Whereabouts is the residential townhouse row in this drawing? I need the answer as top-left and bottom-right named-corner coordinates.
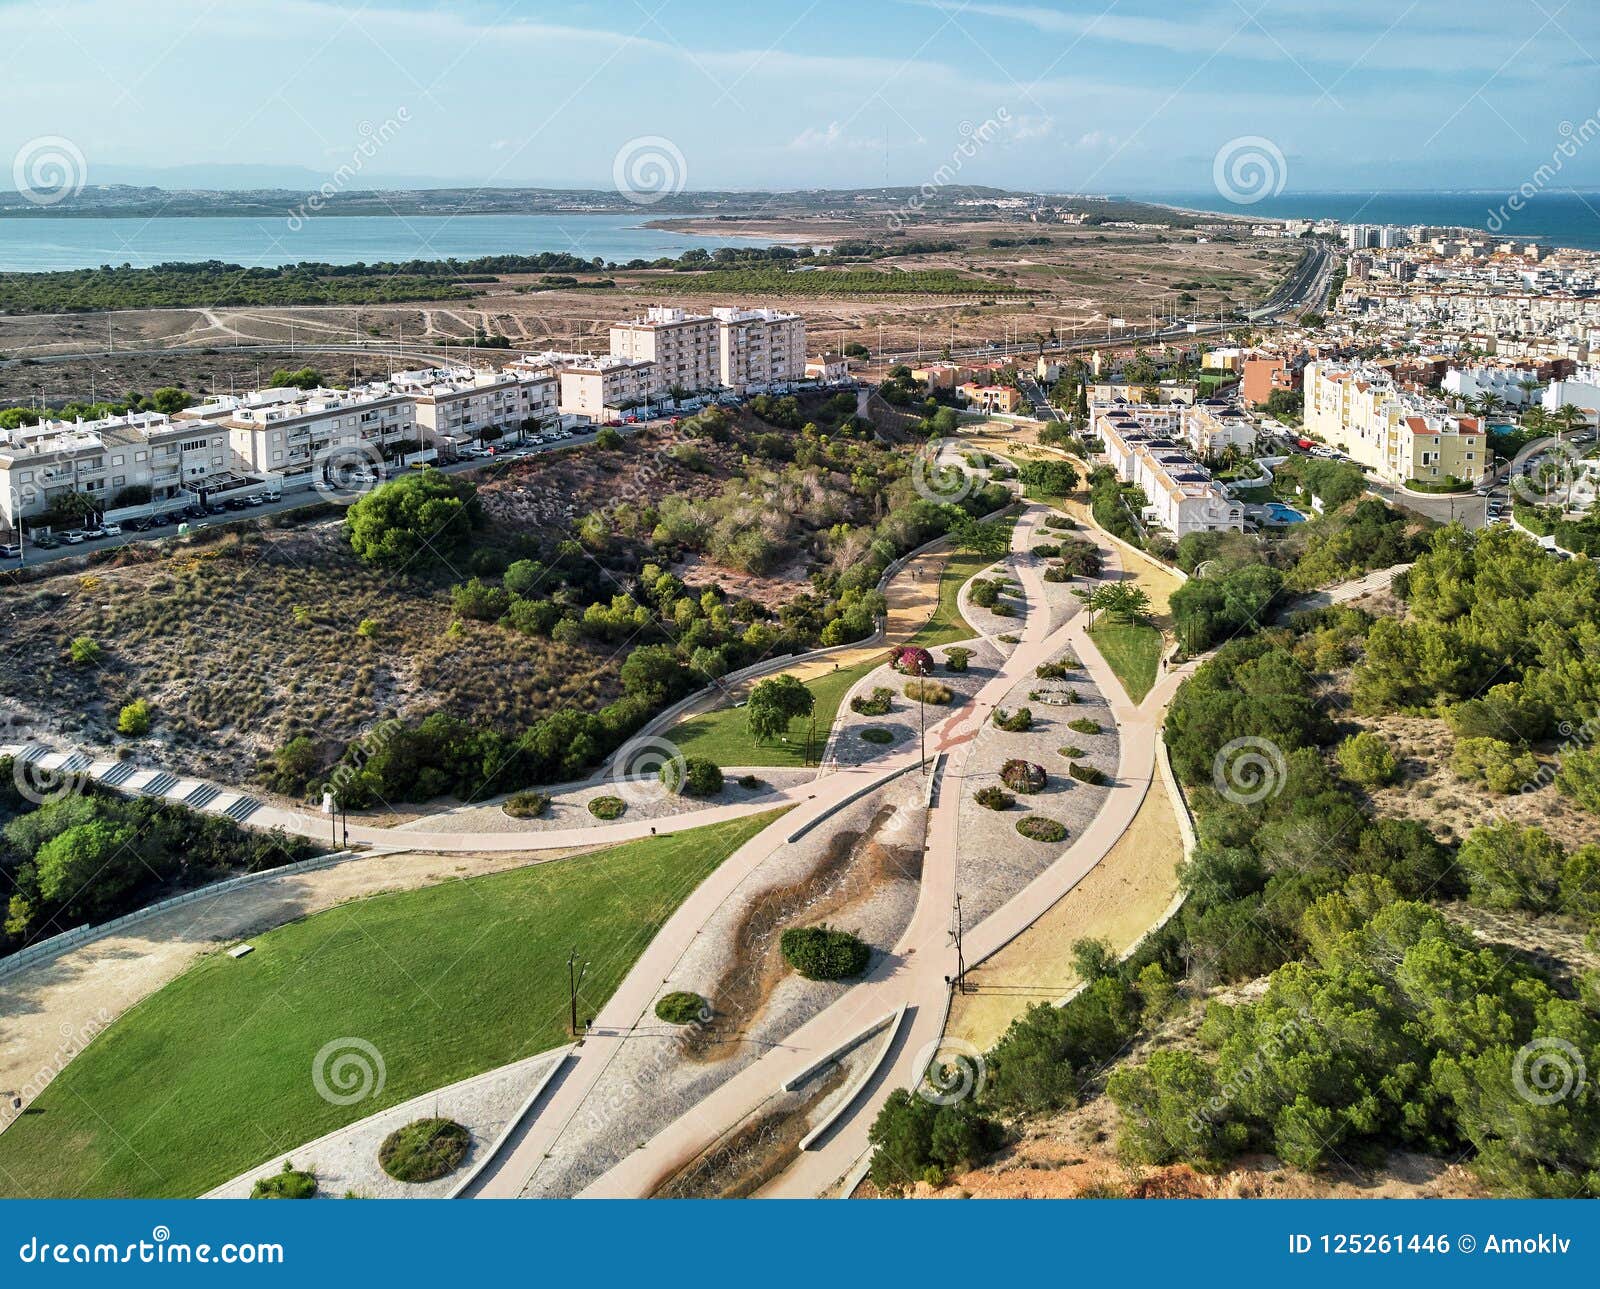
top-left (1091, 400), bottom-right (1246, 538)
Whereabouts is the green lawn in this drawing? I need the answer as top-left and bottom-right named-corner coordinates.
top-left (905, 549), bottom-right (991, 648)
top-left (1089, 620), bottom-right (1164, 703)
top-left (0, 810), bottom-right (783, 1198)
top-left (669, 657), bottom-right (880, 768)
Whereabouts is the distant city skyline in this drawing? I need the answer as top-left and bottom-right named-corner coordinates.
top-left (4, 0), bottom-right (1598, 202)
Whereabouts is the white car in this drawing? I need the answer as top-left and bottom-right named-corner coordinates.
top-left (62, 530), bottom-right (86, 544)
top-left (101, 522), bottom-right (123, 536)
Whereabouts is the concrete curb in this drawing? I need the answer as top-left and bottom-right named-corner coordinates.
top-left (449, 1047), bottom-right (574, 1199)
top-left (796, 1005), bottom-right (909, 1152)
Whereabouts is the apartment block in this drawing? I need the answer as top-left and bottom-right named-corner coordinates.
top-left (1093, 401), bottom-right (1243, 537)
top-left (1303, 361), bottom-right (1489, 485)
top-left (515, 352), bottom-right (660, 420)
top-left (712, 306), bottom-right (805, 394)
top-left (0, 411), bottom-right (231, 529)
top-left (388, 366), bottom-right (559, 450)
top-left (182, 385), bottom-right (421, 490)
top-left (608, 307), bottom-right (719, 396)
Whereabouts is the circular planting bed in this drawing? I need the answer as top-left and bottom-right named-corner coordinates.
top-left (1016, 815), bottom-right (1067, 843)
top-left (1000, 758), bottom-right (1047, 795)
top-left (860, 727), bottom-right (896, 745)
top-left (378, 1118), bottom-right (471, 1184)
top-left (655, 991), bottom-right (709, 1025)
top-left (503, 790), bottom-right (550, 819)
top-left (588, 795), bottom-right (627, 820)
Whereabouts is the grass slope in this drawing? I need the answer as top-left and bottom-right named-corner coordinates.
top-left (905, 549), bottom-right (989, 648)
top-left (669, 657), bottom-right (879, 768)
top-left (0, 810), bottom-right (783, 1199)
top-left (1089, 621), bottom-right (1164, 704)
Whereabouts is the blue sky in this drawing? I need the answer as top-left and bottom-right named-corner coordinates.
top-left (4, 0), bottom-right (1599, 195)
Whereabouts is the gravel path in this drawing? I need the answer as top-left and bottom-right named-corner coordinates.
top-left (517, 772), bottom-right (929, 1198)
top-left (825, 640), bottom-right (999, 769)
top-left (952, 641), bottom-right (1121, 925)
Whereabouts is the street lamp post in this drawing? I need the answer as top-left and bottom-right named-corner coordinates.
top-left (567, 947), bottom-right (588, 1037)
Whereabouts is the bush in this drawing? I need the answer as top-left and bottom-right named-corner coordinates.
top-left (1000, 758), bottom-right (1046, 794)
top-left (251, 1162), bottom-right (317, 1199)
top-left (1067, 717), bottom-right (1100, 736)
top-left (867, 1090), bottom-right (1002, 1196)
top-left (975, 785), bottom-right (1015, 810)
top-left (780, 924), bottom-right (871, 980)
top-left (594, 427), bottom-right (625, 450)
top-left (904, 679), bottom-right (953, 705)
top-left (993, 707), bottom-right (1033, 732)
top-left (1036, 660), bottom-right (1077, 679)
top-left (1336, 731), bottom-right (1399, 786)
top-left (860, 727), bottom-right (895, 745)
top-left (737, 774), bottom-right (763, 790)
top-left (1017, 815), bottom-right (1067, 843)
top-left (1556, 746), bottom-right (1600, 815)
top-left (1057, 744), bottom-right (1085, 759)
top-left (1068, 762), bottom-right (1110, 785)
top-left (503, 791), bottom-right (550, 819)
top-left (942, 647), bottom-right (974, 672)
top-left (969, 579), bottom-right (1001, 608)
top-left (378, 1119), bottom-right (470, 1183)
top-left (662, 756), bottom-right (723, 797)
top-left (851, 686), bottom-right (894, 716)
top-left (116, 699), bottom-right (152, 737)
top-left (1044, 513), bottom-right (1076, 530)
top-left (588, 795), bottom-right (627, 820)
top-left (346, 471), bottom-right (481, 569)
top-left (889, 645), bottom-right (936, 675)
top-left (654, 991), bottom-right (708, 1025)
top-left (1452, 737), bottom-right (1539, 794)
top-left (68, 636), bottom-right (102, 666)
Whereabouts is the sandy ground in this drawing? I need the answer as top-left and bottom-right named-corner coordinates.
top-left (947, 772), bottom-right (1185, 1052)
top-left (0, 846), bottom-right (588, 1121)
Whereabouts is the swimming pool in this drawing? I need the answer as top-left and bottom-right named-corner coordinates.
top-left (1264, 502), bottom-right (1306, 524)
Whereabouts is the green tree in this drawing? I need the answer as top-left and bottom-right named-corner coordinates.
top-left (746, 674), bottom-right (815, 743)
top-left (117, 698), bottom-right (152, 736)
top-left (346, 472), bottom-right (482, 569)
top-left (1336, 731), bottom-right (1399, 786)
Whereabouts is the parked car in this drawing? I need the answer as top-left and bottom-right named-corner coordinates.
top-left (245, 493), bottom-right (266, 505)
top-left (62, 530), bottom-right (86, 544)
top-left (101, 522), bottom-right (122, 536)
top-left (83, 525), bottom-right (107, 539)
top-left (32, 533), bottom-right (61, 549)
top-left (0, 543), bottom-right (21, 559)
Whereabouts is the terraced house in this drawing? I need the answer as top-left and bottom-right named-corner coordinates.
top-left (0, 410), bottom-right (229, 530)
top-left (1093, 400), bottom-right (1244, 537)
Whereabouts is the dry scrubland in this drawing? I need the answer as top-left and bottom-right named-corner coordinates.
top-left (0, 418), bottom-right (792, 783)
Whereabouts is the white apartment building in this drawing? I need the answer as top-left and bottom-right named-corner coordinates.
top-left (181, 385), bottom-right (421, 491)
top-left (0, 411), bottom-right (230, 529)
top-left (387, 367), bottom-right (559, 450)
top-left (1184, 399), bottom-right (1259, 458)
top-left (1303, 361), bottom-right (1489, 485)
top-left (608, 307), bottom-right (719, 396)
top-left (515, 352), bottom-right (660, 420)
top-left (1092, 401), bottom-right (1243, 537)
top-left (711, 306), bottom-right (806, 394)
top-left (1542, 368), bottom-right (1600, 423)
top-left (1442, 364), bottom-right (1542, 408)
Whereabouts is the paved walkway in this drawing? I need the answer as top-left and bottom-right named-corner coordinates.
top-left (571, 503), bottom-right (1196, 1199)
